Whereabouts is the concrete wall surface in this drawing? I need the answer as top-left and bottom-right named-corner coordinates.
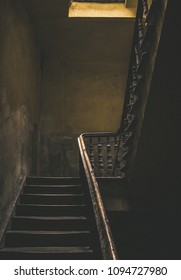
top-left (0, 0), bottom-right (40, 220)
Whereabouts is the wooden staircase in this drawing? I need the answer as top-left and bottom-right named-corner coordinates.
top-left (0, 177), bottom-right (101, 260)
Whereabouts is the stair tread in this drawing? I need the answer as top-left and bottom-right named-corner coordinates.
top-left (23, 185), bottom-right (83, 194)
top-left (17, 204), bottom-right (86, 207)
top-left (26, 177), bottom-right (81, 185)
top-left (13, 216), bottom-right (87, 220)
top-left (27, 177), bottom-right (80, 179)
top-left (0, 247), bottom-right (93, 253)
top-left (2, 176), bottom-right (100, 258)
top-left (7, 230), bottom-right (90, 234)
top-left (24, 185), bottom-right (82, 187)
top-left (21, 194), bottom-right (84, 197)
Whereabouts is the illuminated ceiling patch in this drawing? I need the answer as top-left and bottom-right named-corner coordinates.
top-left (69, 1), bottom-right (136, 18)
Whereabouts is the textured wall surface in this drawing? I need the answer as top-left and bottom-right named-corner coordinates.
top-left (39, 18), bottom-right (134, 176)
top-left (0, 0), bottom-right (40, 220)
top-left (40, 60), bottom-right (128, 176)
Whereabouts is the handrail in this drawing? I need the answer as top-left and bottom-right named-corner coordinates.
top-left (81, 132), bottom-right (119, 137)
top-left (78, 134), bottom-right (118, 259)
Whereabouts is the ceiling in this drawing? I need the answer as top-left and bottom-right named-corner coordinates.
top-left (20, 0), bottom-right (69, 19)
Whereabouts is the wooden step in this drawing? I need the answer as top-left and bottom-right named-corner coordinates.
top-left (20, 194), bottom-right (84, 205)
top-left (0, 247), bottom-right (95, 260)
top-left (5, 230), bottom-right (91, 247)
top-left (0, 176), bottom-right (100, 259)
top-left (16, 204), bottom-right (86, 216)
top-left (23, 185), bottom-right (83, 194)
top-left (11, 216), bottom-right (88, 230)
top-left (26, 177), bottom-right (80, 185)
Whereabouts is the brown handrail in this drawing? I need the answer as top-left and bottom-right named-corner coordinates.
top-left (78, 134), bottom-right (118, 260)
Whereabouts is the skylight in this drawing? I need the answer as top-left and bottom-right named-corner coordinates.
top-left (69, 0), bottom-right (137, 18)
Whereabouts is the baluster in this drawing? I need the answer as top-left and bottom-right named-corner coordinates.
top-left (121, 145), bottom-right (129, 161)
top-left (89, 137), bottom-right (95, 171)
top-left (138, 18), bottom-right (144, 47)
top-left (129, 85), bottom-right (134, 96)
top-left (142, 0), bottom-right (149, 16)
top-left (134, 75), bottom-right (143, 96)
top-left (106, 137), bottom-right (112, 177)
top-left (137, 51), bottom-right (148, 74)
top-left (132, 66), bottom-right (137, 87)
top-left (135, 47), bottom-right (140, 69)
top-left (97, 138), bottom-right (104, 177)
top-left (114, 139), bottom-right (121, 177)
top-left (123, 115), bottom-right (128, 129)
top-left (120, 159), bottom-right (127, 173)
top-left (124, 131), bottom-right (134, 146)
top-left (127, 94), bottom-right (139, 111)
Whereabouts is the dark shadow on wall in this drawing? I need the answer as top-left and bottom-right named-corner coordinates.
top-left (0, 0), bottom-right (41, 224)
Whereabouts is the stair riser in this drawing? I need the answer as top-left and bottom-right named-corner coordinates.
top-left (11, 218), bottom-right (88, 231)
top-left (0, 176), bottom-right (99, 259)
top-left (5, 233), bottom-right (91, 247)
top-left (20, 195), bottom-right (84, 205)
top-left (16, 205), bottom-right (86, 216)
top-left (0, 252), bottom-right (95, 260)
top-left (24, 186), bottom-right (83, 194)
top-left (26, 178), bottom-right (80, 185)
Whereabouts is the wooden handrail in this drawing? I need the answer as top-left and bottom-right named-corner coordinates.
top-left (78, 134), bottom-right (118, 259)
top-left (81, 131), bottom-right (119, 137)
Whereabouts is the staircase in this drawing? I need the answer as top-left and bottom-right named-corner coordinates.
top-left (0, 177), bottom-right (101, 260)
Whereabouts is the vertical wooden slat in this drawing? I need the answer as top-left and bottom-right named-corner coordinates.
top-left (89, 138), bottom-right (95, 172)
top-left (98, 138), bottom-right (104, 177)
top-left (107, 138), bottom-right (112, 177)
top-left (114, 140), bottom-right (121, 177)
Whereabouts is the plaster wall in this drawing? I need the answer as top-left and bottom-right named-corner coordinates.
top-left (40, 61), bottom-right (128, 176)
top-left (39, 18), bottom-right (134, 176)
top-left (0, 0), bottom-right (40, 220)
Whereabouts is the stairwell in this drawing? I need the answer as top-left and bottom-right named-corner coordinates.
top-left (0, 177), bottom-right (101, 260)
top-left (1, 0), bottom-right (180, 262)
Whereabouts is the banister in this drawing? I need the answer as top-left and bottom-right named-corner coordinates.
top-left (81, 131), bottom-right (119, 137)
top-left (77, 0), bottom-right (164, 259)
top-left (78, 134), bottom-right (118, 260)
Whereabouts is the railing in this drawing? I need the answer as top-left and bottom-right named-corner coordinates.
top-left (117, 0), bottom-right (159, 166)
top-left (78, 135), bottom-right (118, 259)
top-left (78, 0), bottom-right (159, 179)
top-left (78, 0), bottom-right (160, 258)
top-left (83, 132), bottom-right (128, 178)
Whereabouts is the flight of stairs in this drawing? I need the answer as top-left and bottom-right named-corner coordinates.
top-left (0, 177), bottom-right (101, 260)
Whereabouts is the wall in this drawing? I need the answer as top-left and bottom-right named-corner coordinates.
top-left (40, 60), bottom-right (128, 176)
top-left (39, 18), bottom-right (134, 176)
top-left (0, 0), bottom-right (40, 222)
